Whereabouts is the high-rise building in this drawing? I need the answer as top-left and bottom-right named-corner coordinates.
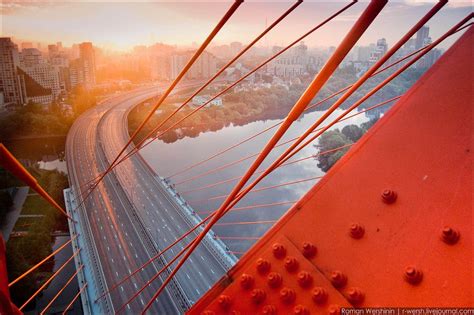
top-left (415, 26), bottom-right (430, 50)
top-left (369, 38), bottom-right (388, 63)
top-left (269, 41), bottom-right (318, 78)
top-left (0, 38), bottom-right (24, 106)
top-left (79, 42), bottom-right (96, 88)
top-left (18, 48), bottom-right (62, 104)
top-left (170, 51), bottom-right (217, 80)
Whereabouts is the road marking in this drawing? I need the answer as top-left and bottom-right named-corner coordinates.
top-left (211, 269), bottom-right (215, 274)
top-left (186, 274), bottom-right (190, 280)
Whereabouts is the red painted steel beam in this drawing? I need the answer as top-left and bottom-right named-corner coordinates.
top-left (0, 144), bottom-right (74, 221)
top-left (0, 237), bottom-right (22, 315)
top-left (141, 2), bottom-right (388, 312)
top-left (189, 26), bottom-right (474, 314)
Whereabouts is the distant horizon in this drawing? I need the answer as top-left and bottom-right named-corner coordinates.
top-left (1, 1), bottom-right (471, 53)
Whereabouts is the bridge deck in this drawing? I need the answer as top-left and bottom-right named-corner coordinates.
top-left (66, 86), bottom-right (235, 314)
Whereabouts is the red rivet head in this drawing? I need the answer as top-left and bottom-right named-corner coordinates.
top-left (267, 272), bottom-right (283, 288)
top-left (284, 256), bottom-right (299, 273)
top-left (256, 258), bottom-right (271, 274)
top-left (297, 271), bottom-right (313, 288)
top-left (251, 289), bottom-right (266, 305)
top-left (262, 305), bottom-right (277, 315)
top-left (240, 273), bottom-right (255, 290)
top-left (302, 242), bottom-right (317, 259)
top-left (272, 243), bottom-right (287, 259)
top-left (328, 304), bottom-right (341, 315)
top-left (404, 266), bottom-right (423, 285)
top-left (312, 287), bottom-right (328, 305)
top-left (381, 189), bottom-right (397, 204)
top-left (280, 287), bottom-right (296, 304)
top-left (441, 226), bottom-right (460, 245)
top-left (294, 305), bottom-right (310, 315)
top-left (217, 295), bottom-right (231, 309)
top-left (330, 270), bottom-right (347, 288)
top-left (347, 287), bottom-right (365, 305)
top-left (349, 223), bottom-right (365, 239)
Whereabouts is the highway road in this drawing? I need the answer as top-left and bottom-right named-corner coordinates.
top-left (66, 85), bottom-right (228, 314)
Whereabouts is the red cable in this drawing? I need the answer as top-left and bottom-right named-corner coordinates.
top-left (163, 36), bottom-right (433, 181)
top-left (75, 0), bottom-right (243, 211)
top-left (120, 1), bottom-right (303, 164)
top-left (189, 176), bottom-right (322, 204)
top-left (62, 283), bottom-right (88, 315)
top-left (217, 236), bottom-right (260, 240)
top-left (140, 2), bottom-right (387, 311)
top-left (198, 200), bottom-right (296, 215)
top-left (9, 234), bottom-right (78, 287)
top-left (215, 220), bottom-right (277, 226)
top-left (19, 248), bottom-right (81, 310)
top-left (109, 1), bottom-right (358, 174)
top-left (175, 95), bottom-right (400, 187)
top-left (40, 264), bottom-right (84, 315)
top-left (95, 18), bottom-right (470, 311)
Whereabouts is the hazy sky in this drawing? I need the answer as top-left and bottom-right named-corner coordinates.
top-left (0, 1), bottom-right (471, 51)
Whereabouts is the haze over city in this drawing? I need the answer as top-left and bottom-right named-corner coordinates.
top-left (1, 1), bottom-right (471, 51)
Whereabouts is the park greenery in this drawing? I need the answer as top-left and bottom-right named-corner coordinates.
top-left (315, 119), bottom-right (378, 172)
top-left (0, 87), bottom-right (97, 141)
top-left (2, 165), bottom-right (68, 308)
top-left (128, 65), bottom-right (425, 144)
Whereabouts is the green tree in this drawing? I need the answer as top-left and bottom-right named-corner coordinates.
top-left (342, 124), bottom-right (364, 142)
top-left (315, 129), bottom-right (352, 172)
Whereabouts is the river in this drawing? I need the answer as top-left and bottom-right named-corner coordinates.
top-left (141, 108), bottom-right (376, 254)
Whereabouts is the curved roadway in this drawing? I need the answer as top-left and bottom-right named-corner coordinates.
top-left (66, 86), bottom-right (227, 314)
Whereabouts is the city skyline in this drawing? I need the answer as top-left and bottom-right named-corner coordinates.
top-left (1, 1), bottom-right (471, 52)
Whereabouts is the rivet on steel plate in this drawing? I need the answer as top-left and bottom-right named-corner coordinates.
top-left (404, 266), bottom-right (423, 285)
top-left (267, 272), bottom-right (283, 288)
top-left (381, 189), bottom-right (397, 204)
top-left (272, 243), bottom-right (287, 259)
top-left (441, 226), bottom-right (460, 245)
top-left (328, 304), bottom-right (341, 315)
top-left (284, 256), bottom-right (299, 272)
top-left (349, 223), bottom-right (365, 239)
top-left (262, 305), bottom-right (277, 315)
top-left (330, 270), bottom-right (347, 288)
top-left (256, 258), bottom-right (271, 274)
top-left (312, 287), bottom-right (328, 305)
top-left (217, 295), bottom-right (231, 309)
top-left (280, 287), bottom-right (296, 304)
top-left (240, 273), bottom-right (255, 290)
top-left (297, 271), bottom-right (313, 288)
top-left (302, 242), bottom-right (317, 259)
top-left (251, 289), bottom-right (266, 305)
top-left (294, 305), bottom-right (310, 315)
top-left (347, 287), bottom-right (365, 305)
